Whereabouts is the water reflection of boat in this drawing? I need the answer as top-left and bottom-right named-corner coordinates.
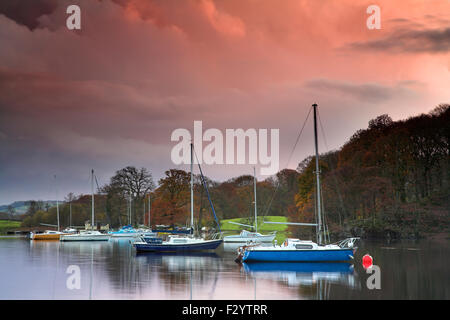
top-left (58, 240), bottom-right (112, 257)
top-left (136, 251), bottom-right (219, 259)
top-left (242, 262), bottom-right (358, 289)
top-left (136, 251), bottom-right (220, 272)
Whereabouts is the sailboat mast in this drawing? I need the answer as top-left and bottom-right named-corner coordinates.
top-left (129, 188), bottom-right (132, 225)
top-left (312, 104), bottom-right (323, 244)
top-left (190, 143), bottom-right (194, 230)
top-left (148, 194), bottom-right (151, 228)
top-left (57, 199), bottom-right (60, 231)
top-left (91, 169), bottom-right (95, 229)
top-left (253, 167), bottom-right (257, 233)
top-left (55, 175), bottom-right (60, 232)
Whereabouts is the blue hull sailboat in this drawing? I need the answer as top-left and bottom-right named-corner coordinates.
top-left (237, 104), bottom-right (358, 263)
top-left (134, 237), bottom-right (222, 252)
top-left (239, 239), bottom-right (357, 262)
top-left (134, 143), bottom-right (223, 253)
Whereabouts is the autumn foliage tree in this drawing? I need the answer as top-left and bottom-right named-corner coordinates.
top-left (151, 169), bottom-right (190, 226)
top-left (293, 105), bottom-right (450, 238)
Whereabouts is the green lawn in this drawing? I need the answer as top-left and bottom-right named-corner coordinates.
top-left (221, 216), bottom-right (290, 243)
top-left (0, 220), bottom-right (21, 234)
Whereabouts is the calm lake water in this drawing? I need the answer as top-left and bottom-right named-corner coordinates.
top-left (0, 237), bottom-right (448, 300)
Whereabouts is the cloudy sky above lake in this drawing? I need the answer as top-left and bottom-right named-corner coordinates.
top-left (0, 0), bottom-right (449, 204)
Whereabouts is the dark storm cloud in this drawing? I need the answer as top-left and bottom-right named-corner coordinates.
top-left (0, 0), bottom-right (59, 30)
top-left (0, 0), bottom-right (447, 205)
top-left (347, 27), bottom-right (450, 53)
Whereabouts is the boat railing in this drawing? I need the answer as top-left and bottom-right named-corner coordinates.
top-left (335, 237), bottom-right (360, 248)
top-left (210, 232), bottom-right (222, 240)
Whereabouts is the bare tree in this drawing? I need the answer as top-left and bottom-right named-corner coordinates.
top-left (110, 166), bottom-right (155, 198)
top-left (104, 167), bottom-right (155, 225)
top-left (7, 205), bottom-right (15, 220)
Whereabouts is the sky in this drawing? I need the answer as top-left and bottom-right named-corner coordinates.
top-left (0, 0), bottom-right (449, 205)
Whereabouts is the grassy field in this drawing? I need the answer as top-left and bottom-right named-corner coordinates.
top-left (0, 220), bottom-right (21, 234)
top-left (221, 216), bottom-right (290, 243)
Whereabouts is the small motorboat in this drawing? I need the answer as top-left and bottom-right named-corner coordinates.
top-left (134, 234), bottom-right (223, 252)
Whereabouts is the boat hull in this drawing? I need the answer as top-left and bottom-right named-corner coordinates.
top-left (31, 233), bottom-right (66, 240)
top-left (109, 233), bottom-right (140, 238)
top-left (60, 234), bottom-right (110, 241)
top-left (242, 262), bottom-right (354, 273)
top-left (242, 248), bottom-right (355, 262)
top-left (134, 239), bottom-right (223, 252)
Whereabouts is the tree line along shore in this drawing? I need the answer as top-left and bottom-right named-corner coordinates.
top-left (2, 105), bottom-right (449, 240)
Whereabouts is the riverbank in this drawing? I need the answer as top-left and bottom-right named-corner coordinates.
top-left (0, 220), bottom-right (21, 235)
top-left (221, 216), bottom-right (289, 243)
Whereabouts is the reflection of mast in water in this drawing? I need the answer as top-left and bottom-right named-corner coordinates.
top-left (189, 265), bottom-right (192, 300)
top-left (89, 245), bottom-right (93, 300)
top-left (207, 271), bottom-right (219, 300)
top-left (52, 241), bottom-right (60, 299)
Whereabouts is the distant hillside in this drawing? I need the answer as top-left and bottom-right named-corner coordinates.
top-left (0, 201), bottom-right (58, 215)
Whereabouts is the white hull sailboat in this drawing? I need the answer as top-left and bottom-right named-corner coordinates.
top-left (223, 230), bottom-right (276, 243)
top-left (60, 169), bottom-right (110, 242)
top-left (61, 230), bottom-right (110, 241)
top-left (224, 167), bottom-right (276, 243)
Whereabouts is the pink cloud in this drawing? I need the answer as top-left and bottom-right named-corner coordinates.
top-left (0, 0), bottom-right (448, 203)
